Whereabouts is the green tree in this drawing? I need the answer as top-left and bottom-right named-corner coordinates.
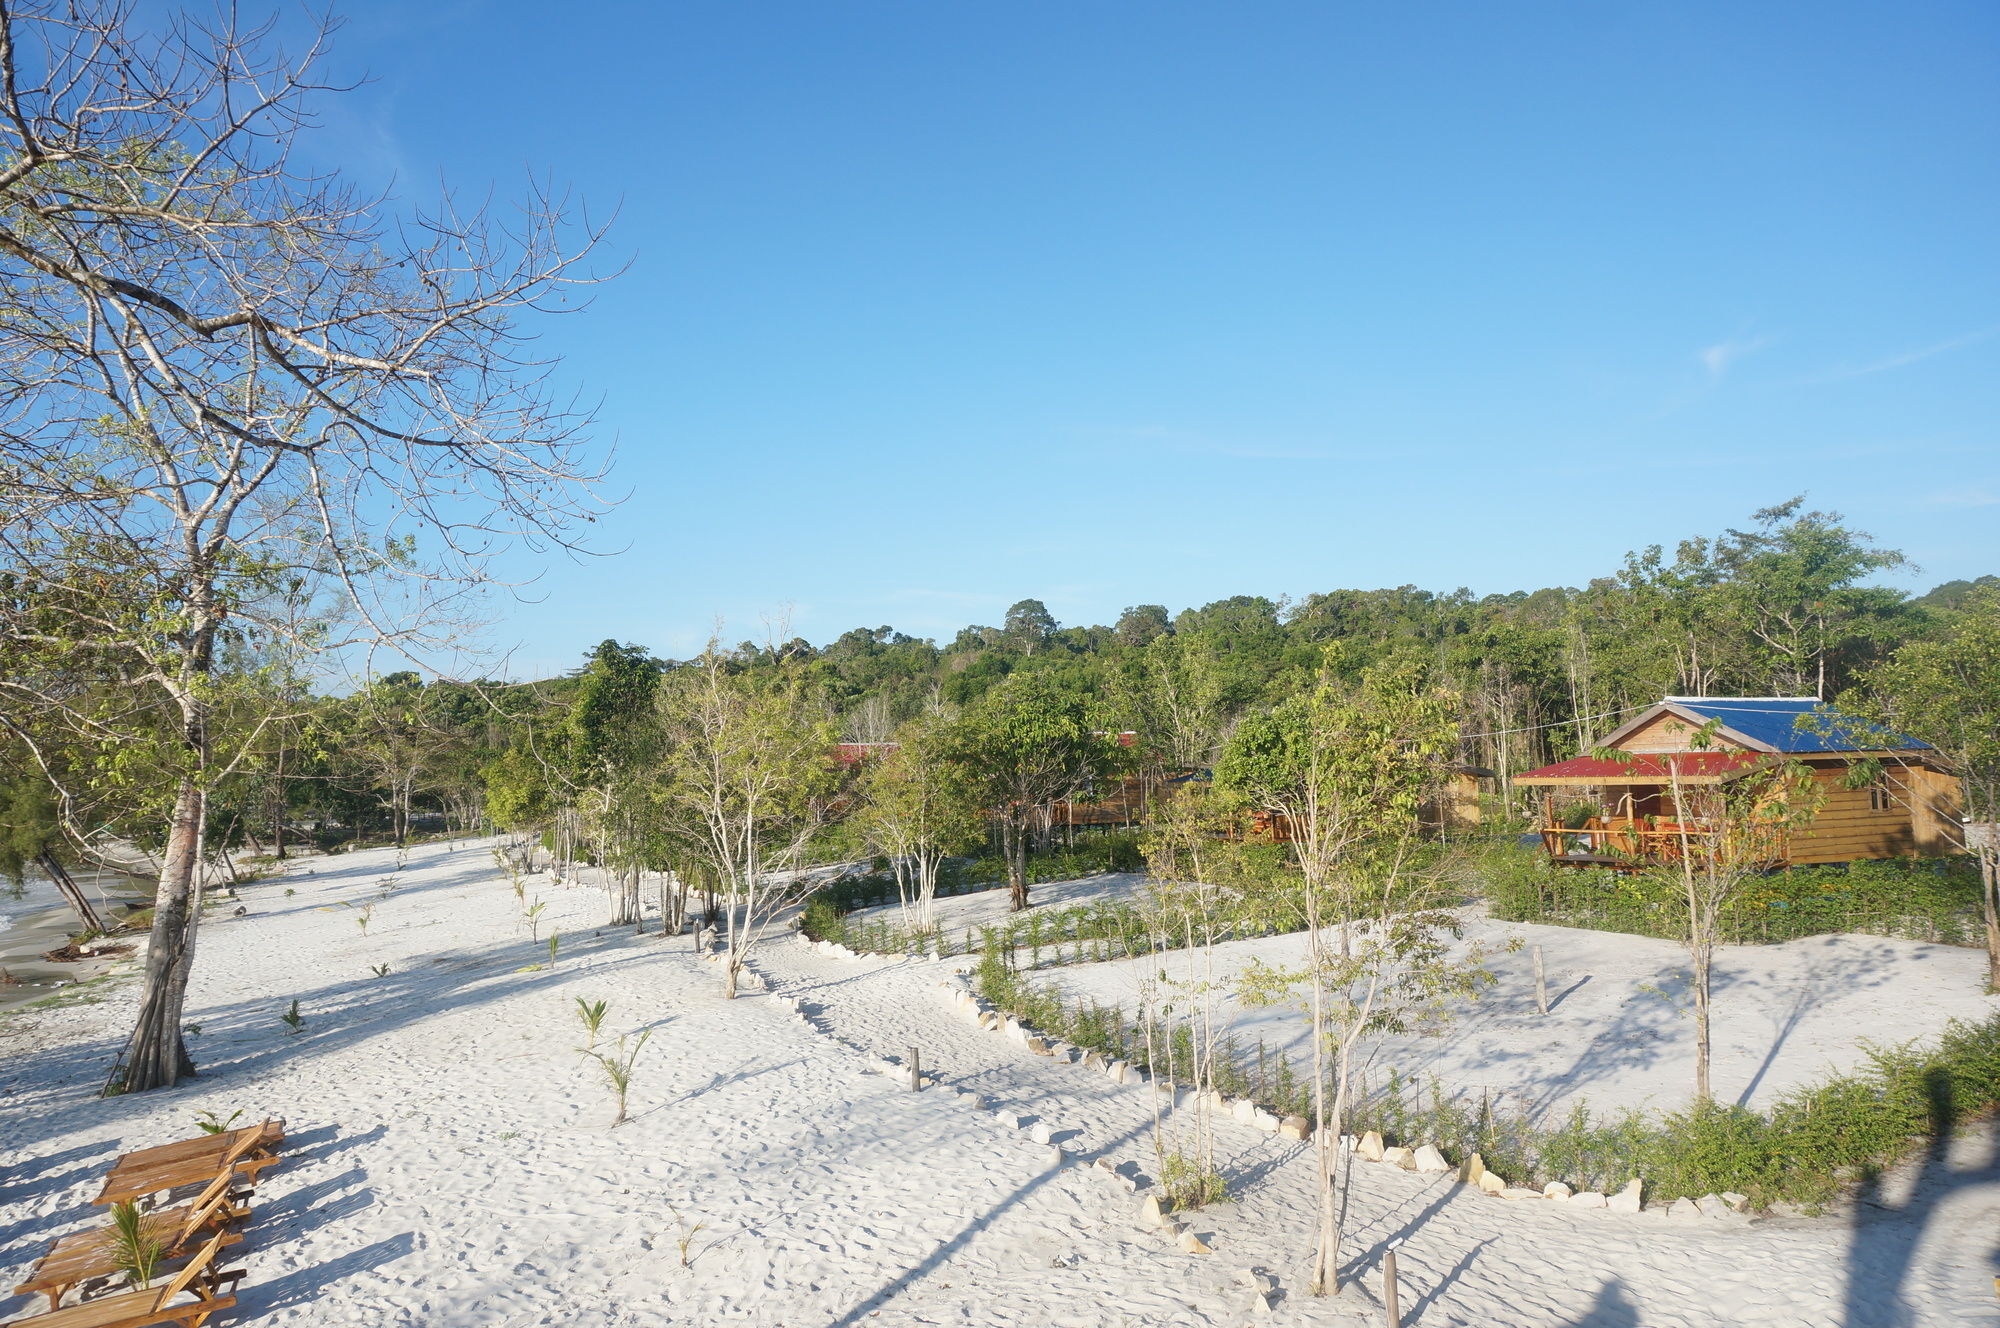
top-left (1858, 588), bottom-right (2000, 988)
top-left (655, 648), bottom-right (837, 996)
top-left (1113, 604), bottom-right (1172, 647)
top-left (568, 641), bottom-right (663, 925)
top-left (1216, 657), bottom-right (1469, 1298)
top-left (853, 715), bottom-right (983, 931)
top-left (943, 674), bottom-right (1114, 911)
top-left (1002, 599), bottom-right (1059, 656)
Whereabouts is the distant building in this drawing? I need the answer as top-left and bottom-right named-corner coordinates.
top-left (1513, 697), bottom-right (1962, 867)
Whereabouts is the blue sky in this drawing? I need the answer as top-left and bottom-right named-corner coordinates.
top-left (315, 1), bottom-right (1998, 675)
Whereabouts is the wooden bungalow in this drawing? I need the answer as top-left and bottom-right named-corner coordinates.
top-left (1514, 697), bottom-right (1962, 868)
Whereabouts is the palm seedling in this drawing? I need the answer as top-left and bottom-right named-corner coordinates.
top-left (574, 997), bottom-right (610, 1049)
top-left (279, 999), bottom-right (305, 1034)
top-left (588, 1028), bottom-right (653, 1126)
top-left (106, 1203), bottom-right (161, 1288)
top-left (193, 1108), bottom-right (244, 1135)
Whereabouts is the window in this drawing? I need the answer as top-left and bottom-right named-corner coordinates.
top-left (1868, 780), bottom-right (1894, 813)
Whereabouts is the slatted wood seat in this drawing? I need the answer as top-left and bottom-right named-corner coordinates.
top-left (17, 1148), bottom-right (254, 1312)
top-left (105, 1121), bottom-right (282, 1178)
top-left (1, 1231), bottom-right (240, 1328)
top-left (92, 1126), bottom-right (279, 1209)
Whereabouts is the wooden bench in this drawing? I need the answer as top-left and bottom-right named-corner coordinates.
top-left (92, 1126), bottom-right (280, 1209)
top-left (1, 1230), bottom-right (241, 1328)
top-left (17, 1148), bottom-right (255, 1313)
top-left (103, 1122), bottom-right (282, 1179)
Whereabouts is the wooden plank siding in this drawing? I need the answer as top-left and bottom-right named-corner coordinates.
top-left (1618, 713), bottom-right (1713, 753)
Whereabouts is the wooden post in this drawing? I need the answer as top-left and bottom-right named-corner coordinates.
top-left (1383, 1241), bottom-right (1403, 1328)
top-left (909, 1045), bottom-right (922, 1092)
top-left (1533, 945), bottom-right (1549, 1015)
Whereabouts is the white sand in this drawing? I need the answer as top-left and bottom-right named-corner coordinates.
top-left (1043, 902), bottom-right (2000, 1120)
top-left (2, 844), bottom-right (1995, 1325)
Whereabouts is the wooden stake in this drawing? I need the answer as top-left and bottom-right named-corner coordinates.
top-left (910, 1045), bottom-right (922, 1091)
top-left (1533, 944), bottom-right (1549, 1016)
top-left (1383, 1242), bottom-right (1403, 1328)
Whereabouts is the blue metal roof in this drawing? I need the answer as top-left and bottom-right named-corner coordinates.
top-left (1664, 697), bottom-right (1930, 753)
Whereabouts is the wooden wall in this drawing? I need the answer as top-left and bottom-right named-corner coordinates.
top-left (1784, 764), bottom-right (1952, 868)
top-left (1619, 712), bottom-right (1737, 753)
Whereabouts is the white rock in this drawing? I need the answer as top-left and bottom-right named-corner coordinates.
top-left (1252, 1109), bottom-right (1282, 1132)
top-left (1412, 1145), bottom-right (1452, 1173)
top-left (1668, 1197), bottom-right (1702, 1220)
top-left (1720, 1191), bottom-right (1749, 1212)
top-left (1139, 1195), bottom-right (1169, 1227)
top-left (1356, 1131), bottom-right (1386, 1162)
top-left (1569, 1191), bottom-right (1608, 1209)
top-left (1177, 1228), bottom-right (1212, 1254)
top-left (1106, 1059), bottom-right (1129, 1081)
top-left (1029, 1122), bottom-right (1054, 1145)
top-left (1476, 1171), bottom-right (1507, 1196)
top-left (1543, 1182), bottom-right (1574, 1200)
top-left (1696, 1194), bottom-right (1736, 1219)
top-left (1231, 1098), bottom-right (1260, 1124)
top-left (1278, 1115), bottom-right (1312, 1141)
top-left (1381, 1146), bottom-right (1416, 1170)
top-left (1607, 1178), bottom-right (1644, 1214)
top-left (1045, 1147), bottom-right (1065, 1168)
top-left (1500, 1186), bottom-right (1543, 1200)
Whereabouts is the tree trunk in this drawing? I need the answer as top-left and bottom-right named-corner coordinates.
top-left (118, 775), bottom-right (206, 1092)
top-left (38, 852), bottom-right (105, 934)
top-left (1981, 848), bottom-right (1999, 993)
top-left (270, 748), bottom-right (287, 859)
top-left (1692, 932), bottom-right (1712, 1101)
top-left (1005, 815), bottom-right (1029, 912)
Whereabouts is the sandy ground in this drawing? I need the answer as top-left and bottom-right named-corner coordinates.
top-left (2, 844), bottom-right (1995, 1326)
top-left (1046, 906), bottom-right (2000, 1119)
top-left (864, 871), bottom-right (2000, 1118)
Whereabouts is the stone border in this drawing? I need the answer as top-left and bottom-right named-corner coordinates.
top-left (943, 973), bottom-right (1752, 1224)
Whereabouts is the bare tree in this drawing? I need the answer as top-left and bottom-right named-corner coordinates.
top-left (0, 2), bottom-right (610, 1091)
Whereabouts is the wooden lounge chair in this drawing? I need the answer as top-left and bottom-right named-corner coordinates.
top-left (107, 1121), bottom-right (282, 1178)
top-left (0, 1230), bottom-right (241, 1328)
top-left (17, 1156), bottom-right (252, 1312)
top-left (92, 1129), bottom-right (277, 1210)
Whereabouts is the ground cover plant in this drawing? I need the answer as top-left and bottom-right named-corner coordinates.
top-left (1483, 847), bottom-right (1988, 947)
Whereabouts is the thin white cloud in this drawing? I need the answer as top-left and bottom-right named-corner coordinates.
top-left (1810, 325), bottom-right (2000, 383)
top-left (1698, 335), bottom-right (1774, 378)
top-left (1924, 488), bottom-right (1998, 509)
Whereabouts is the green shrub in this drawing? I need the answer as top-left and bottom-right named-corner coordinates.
top-left (1481, 844), bottom-right (1984, 946)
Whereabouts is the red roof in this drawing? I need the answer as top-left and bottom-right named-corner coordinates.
top-left (1514, 752), bottom-right (1767, 784)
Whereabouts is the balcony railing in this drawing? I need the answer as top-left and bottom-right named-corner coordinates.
top-left (1539, 818), bottom-right (1720, 866)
